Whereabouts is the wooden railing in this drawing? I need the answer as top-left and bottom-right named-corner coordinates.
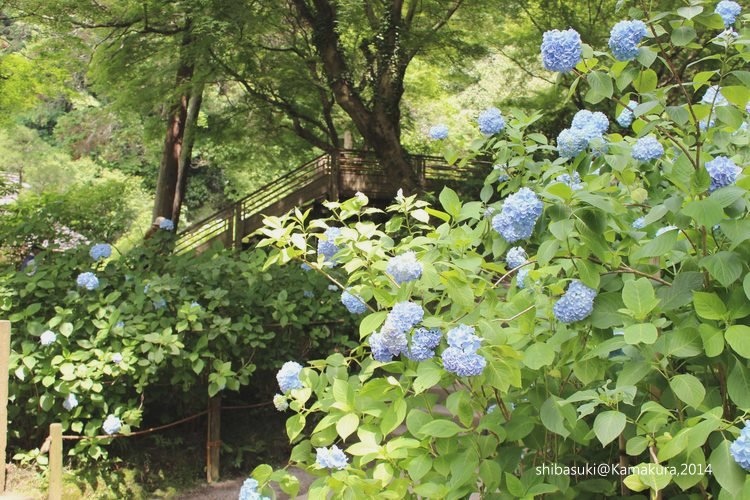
top-left (175, 150), bottom-right (486, 253)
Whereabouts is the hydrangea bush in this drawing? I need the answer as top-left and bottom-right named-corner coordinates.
top-left (248, 1), bottom-right (750, 498)
top-left (0, 234), bottom-right (357, 463)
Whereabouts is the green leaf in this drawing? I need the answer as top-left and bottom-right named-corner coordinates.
top-left (336, 413), bottom-right (359, 441)
top-left (683, 199), bottom-right (724, 227)
top-left (632, 231), bottom-right (678, 260)
top-left (700, 252), bottom-right (743, 287)
top-left (669, 374), bottom-right (705, 408)
top-left (721, 85), bottom-right (750, 107)
top-left (709, 440), bottom-right (746, 497)
top-left (658, 272), bottom-right (703, 311)
top-left (439, 187), bottom-right (461, 220)
top-left (380, 398), bottom-right (406, 436)
top-left (693, 291), bottom-right (727, 320)
top-left (413, 359), bottom-right (442, 395)
top-left (593, 411), bottom-right (626, 446)
top-left (677, 5), bottom-right (703, 18)
top-left (522, 343), bottom-right (555, 369)
top-left (586, 71), bottom-right (613, 103)
top-left (286, 414), bottom-right (306, 441)
top-left (622, 278), bottom-right (659, 320)
top-left (744, 273), bottom-right (750, 301)
top-left (359, 311), bottom-right (386, 339)
top-left (418, 419), bottom-right (463, 439)
top-left (725, 325), bottom-right (750, 359)
top-left (624, 323), bottom-right (658, 345)
top-left (407, 454), bottom-right (432, 482)
top-left (671, 26), bottom-right (697, 46)
top-left (728, 361), bottom-right (750, 409)
top-left (633, 69), bottom-right (657, 93)
top-left (540, 397), bottom-right (571, 438)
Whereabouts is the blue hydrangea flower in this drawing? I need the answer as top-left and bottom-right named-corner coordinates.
top-left (238, 478), bottom-right (270, 500)
top-left (491, 188), bottom-right (544, 243)
top-left (327, 284), bottom-right (338, 291)
top-left (441, 347), bottom-right (487, 376)
top-left (699, 118), bottom-right (716, 131)
top-left (429, 124), bottom-right (449, 140)
top-left (557, 128), bottom-right (589, 158)
top-left (300, 263), bottom-right (312, 271)
top-left (303, 290), bottom-right (314, 298)
top-left (617, 100), bottom-right (638, 128)
top-left (112, 353), bottom-right (123, 364)
top-left (632, 217), bottom-right (646, 229)
top-left (40, 330), bottom-right (56, 346)
top-left (608, 20), bottom-right (648, 61)
top-left (369, 331), bottom-right (398, 362)
top-left (716, 1), bottom-right (741, 27)
top-left (89, 243), bottom-right (112, 261)
top-left (541, 29), bottom-right (582, 73)
top-left (478, 107), bottom-right (506, 136)
top-left (102, 414), bottom-right (121, 435)
top-left (386, 251), bottom-right (423, 284)
top-left (701, 85), bottom-right (729, 107)
top-left (341, 290), bottom-right (367, 314)
top-left (655, 225), bottom-right (678, 237)
top-left (483, 206), bottom-right (496, 219)
top-left (384, 302), bottom-right (424, 334)
top-left (705, 156), bottom-right (742, 192)
top-left (153, 298), bottom-right (167, 310)
top-left (317, 227), bottom-right (342, 264)
top-left (506, 246), bottom-right (527, 269)
top-left (517, 268), bottom-right (530, 289)
top-left (159, 218), bottom-right (175, 231)
top-left (115, 321), bottom-right (124, 329)
top-left (272, 394), bottom-right (288, 412)
top-left (730, 421), bottom-right (750, 471)
top-left (571, 110), bottom-right (609, 140)
top-left (316, 445), bottom-right (348, 470)
top-left (553, 280), bottom-right (597, 323)
top-left (631, 135), bottom-right (664, 161)
top-left (405, 328), bottom-right (442, 362)
top-left (76, 272), bottom-right (100, 291)
top-left (447, 324), bottom-right (482, 352)
top-left (276, 361), bottom-right (304, 393)
top-left (62, 393), bottom-right (78, 411)
top-left (555, 172), bottom-right (584, 190)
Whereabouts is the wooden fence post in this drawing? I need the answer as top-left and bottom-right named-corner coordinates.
top-left (0, 321), bottom-right (10, 493)
top-left (206, 395), bottom-right (221, 483)
top-left (48, 423), bottom-right (62, 500)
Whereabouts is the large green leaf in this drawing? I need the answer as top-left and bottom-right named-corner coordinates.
top-left (669, 374), bottom-right (705, 408)
top-left (726, 325), bottom-right (750, 359)
top-left (593, 411), bottom-right (626, 446)
top-left (622, 278), bottom-right (659, 320)
top-left (709, 440), bottom-right (746, 497)
top-left (700, 252), bottom-right (743, 287)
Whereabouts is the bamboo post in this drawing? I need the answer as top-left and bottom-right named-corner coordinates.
top-left (206, 395), bottom-right (221, 483)
top-left (0, 321), bottom-right (9, 493)
top-left (48, 423), bottom-right (62, 500)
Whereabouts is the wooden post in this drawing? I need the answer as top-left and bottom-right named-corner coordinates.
top-left (206, 395), bottom-right (221, 483)
top-left (233, 204), bottom-right (243, 251)
top-left (48, 423), bottom-right (62, 500)
top-left (0, 321), bottom-right (9, 493)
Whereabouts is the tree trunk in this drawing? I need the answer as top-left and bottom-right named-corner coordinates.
top-left (172, 80), bottom-right (204, 229)
top-left (152, 24), bottom-right (195, 229)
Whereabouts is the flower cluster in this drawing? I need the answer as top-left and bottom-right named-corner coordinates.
top-left (617, 100), bottom-right (638, 128)
top-left (716, 1), bottom-right (741, 27)
top-left (370, 302), bottom-right (425, 361)
top-left (76, 272), bottom-right (100, 291)
top-left (239, 478), bottom-right (270, 500)
top-left (441, 325), bottom-right (486, 377)
top-left (404, 328), bottom-right (442, 362)
top-left (541, 29), bottom-right (582, 73)
top-left (730, 421), bottom-right (750, 471)
top-left (317, 227), bottom-right (341, 264)
top-left (63, 394), bottom-right (78, 411)
top-left (631, 135), bottom-right (664, 161)
top-left (477, 107), bottom-right (506, 136)
top-left (276, 361), bottom-right (304, 393)
top-left (159, 218), bottom-right (175, 231)
top-left (102, 414), bottom-right (121, 435)
top-left (272, 394), bottom-right (289, 412)
top-left (632, 217), bottom-right (646, 229)
top-left (608, 20), bottom-right (648, 61)
top-left (429, 124), bottom-right (449, 140)
top-left (89, 243), bottom-right (112, 261)
top-left (705, 156), bottom-right (742, 192)
top-left (553, 281), bottom-right (597, 323)
top-left (555, 172), bottom-right (583, 190)
top-left (40, 330), bottom-right (56, 346)
top-left (112, 353), bottom-right (123, 364)
top-left (491, 188), bottom-right (543, 243)
top-left (506, 246), bottom-right (529, 288)
top-left (701, 85), bottom-right (729, 107)
top-left (341, 290), bottom-right (367, 314)
top-left (386, 251), bottom-right (423, 284)
top-left (316, 445), bottom-right (348, 470)
top-left (557, 110), bottom-right (609, 158)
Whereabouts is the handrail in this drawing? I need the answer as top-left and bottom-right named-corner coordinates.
top-left (175, 150), bottom-right (485, 253)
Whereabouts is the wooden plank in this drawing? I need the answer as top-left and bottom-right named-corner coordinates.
top-left (0, 321), bottom-right (9, 492)
top-left (48, 423), bottom-right (62, 500)
top-left (206, 395), bottom-right (221, 483)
